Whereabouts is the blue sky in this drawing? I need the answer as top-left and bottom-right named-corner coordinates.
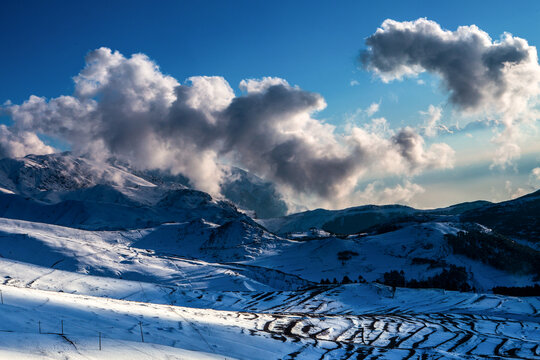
top-left (1, 0), bottom-right (539, 209)
top-left (2, 1), bottom-right (540, 113)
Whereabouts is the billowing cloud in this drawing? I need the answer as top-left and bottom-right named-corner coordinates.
top-left (361, 18), bottom-right (539, 111)
top-left (346, 180), bottom-right (425, 208)
top-left (361, 18), bottom-right (540, 167)
top-left (0, 125), bottom-right (54, 159)
top-left (391, 127), bottom-right (454, 172)
top-left (4, 47), bottom-right (454, 206)
top-left (286, 179), bottom-right (426, 211)
top-left (375, 180), bottom-right (425, 205)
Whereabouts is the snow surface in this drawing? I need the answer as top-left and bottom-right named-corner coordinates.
top-left (0, 218), bottom-right (537, 359)
top-left (0, 153), bottom-right (537, 359)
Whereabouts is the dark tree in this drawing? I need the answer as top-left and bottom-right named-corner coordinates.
top-left (493, 284), bottom-right (540, 296)
top-left (382, 270), bottom-right (405, 288)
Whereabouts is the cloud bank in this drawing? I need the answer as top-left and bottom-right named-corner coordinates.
top-left (2, 47), bottom-right (453, 207)
top-left (361, 18), bottom-right (540, 168)
top-left (0, 125), bottom-right (54, 159)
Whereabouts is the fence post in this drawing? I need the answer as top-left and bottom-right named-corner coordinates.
top-left (139, 321), bottom-right (144, 342)
top-left (99, 332), bottom-right (101, 350)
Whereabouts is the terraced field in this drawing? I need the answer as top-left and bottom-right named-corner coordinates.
top-left (1, 277), bottom-right (539, 359)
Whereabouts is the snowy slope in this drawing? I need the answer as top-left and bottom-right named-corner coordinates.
top-left (0, 153), bottom-right (155, 198)
top-left (0, 153), bottom-right (288, 220)
top-left (0, 208), bottom-right (535, 294)
top-left (0, 188), bottom-right (251, 230)
top-left (250, 221), bottom-right (537, 291)
top-left (0, 153), bottom-right (286, 233)
top-left (0, 281), bottom-right (538, 359)
top-left (461, 189), bottom-right (540, 242)
top-left (0, 152), bottom-right (537, 359)
top-left (0, 218), bottom-right (307, 292)
top-left (0, 221), bottom-right (537, 359)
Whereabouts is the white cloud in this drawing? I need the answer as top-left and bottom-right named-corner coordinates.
top-left (362, 18), bottom-right (540, 168)
top-left (362, 117), bottom-right (390, 136)
top-left (239, 77), bottom-right (289, 93)
top-left (490, 142), bottom-right (521, 170)
top-left (505, 180), bottom-right (528, 199)
top-left (529, 167), bottom-right (540, 189)
top-left (3, 47), bottom-right (454, 207)
top-left (421, 105), bottom-right (443, 137)
top-left (0, 125), bottom-right (54, 159)
top-left (365, 102), bottom-right (380, 117)
top-left (532, 167), bottom-right (540, 180)
top-left (420, 105), bottom-right (453, 137)
top-left (290, 179), bottom-right (426, 210)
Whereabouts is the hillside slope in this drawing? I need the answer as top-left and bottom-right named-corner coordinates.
top-left (0, 152), bottom-right (538, 359)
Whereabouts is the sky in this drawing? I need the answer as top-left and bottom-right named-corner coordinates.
top-left (1, 0), bottom-right (539, 210)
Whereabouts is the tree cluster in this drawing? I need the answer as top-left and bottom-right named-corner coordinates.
top-left (381, 265), bottom-right (471, 292)
top-left (492, 284), bottom-right (540, 297)
top-left (320, 274), bottom-right (366, 285)
top-left (445, 230), bottom-right (540, 279)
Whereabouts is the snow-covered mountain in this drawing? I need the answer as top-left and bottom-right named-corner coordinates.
top-left (0, 151), bottom-right (537, 290)
top-left (220, 166), bottom-right (288, 219)
top-left (460, 189), bottom-right (540, 242)
top-left (0, 153), bottom-right (155, 197)
top-left (0, 152), bottom-right (537, 359)
top-left (0, 153), bottom-right (274, 230)
top-left (260, 190), bottom-right (539, 242)
top-left (0, 152), bottom-right (287, 217)
top-left (259, 204), bottom-right (417, 235)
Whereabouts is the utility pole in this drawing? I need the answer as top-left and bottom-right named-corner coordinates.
top-left (99, 332), bottom-right (102, 350)
top-left (61, 320), bottom-right (64, 335)
top-left (139, 321), bottom-right (144, 342)
top-left (38, 321), bottom-right (41, 334)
